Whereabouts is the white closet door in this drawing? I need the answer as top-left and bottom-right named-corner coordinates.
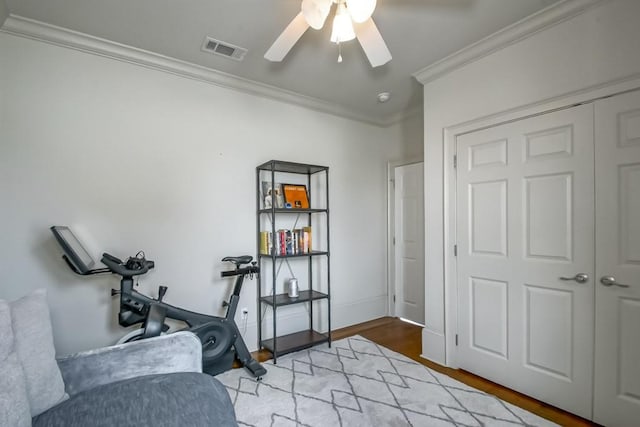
top-left (456, 104), bottom-right (594, 418)
top-left (594, 90), bottom-right (640, 426)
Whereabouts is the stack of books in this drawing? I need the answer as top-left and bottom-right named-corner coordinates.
top-left (260, 227), bottom-right (312, 255)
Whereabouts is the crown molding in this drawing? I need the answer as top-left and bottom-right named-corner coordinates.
top-left (413, 0), bottom-right (606, 85)
top-left (1, 14), bottom-right (391, 127)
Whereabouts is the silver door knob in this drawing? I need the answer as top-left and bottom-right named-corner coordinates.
top-left (600, 276), bottom-right (630, 288)
top-left (559, 273), bottom-right (589, 283)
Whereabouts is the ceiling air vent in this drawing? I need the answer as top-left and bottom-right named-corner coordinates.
top-left (201, 37), bottom-right (247, 61)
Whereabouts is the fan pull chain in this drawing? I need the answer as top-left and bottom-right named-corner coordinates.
top-left (337, 42), bottom-right (343, 63)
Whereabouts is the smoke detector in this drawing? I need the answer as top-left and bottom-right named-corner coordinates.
top-left (201, 37), bottom-right (247, 61)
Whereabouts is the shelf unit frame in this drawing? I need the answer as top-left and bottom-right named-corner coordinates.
top-left (255, 160), bottom-right (331, 363)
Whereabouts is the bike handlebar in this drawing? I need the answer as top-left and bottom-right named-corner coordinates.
top-left (100, 250), bottom-right (255, 279)
top-left (103, 252), bottom-right (123, 265)
top-left (221, 265), bottom-right (259, 277)
top-left (101, 252), bottom-right (154, 277)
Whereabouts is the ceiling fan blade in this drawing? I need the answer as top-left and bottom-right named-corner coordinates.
top-left (301, 0), bottom-right (332, 30)
top-left (347, 0), bottom-right (377, 24)
top-left (264, 12), bottom-right (310, 62)
top-left (355, 17), bottom-right (391, 67)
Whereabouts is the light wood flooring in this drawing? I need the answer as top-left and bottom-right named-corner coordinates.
top-left (254, 317), bottom-right (599, 427)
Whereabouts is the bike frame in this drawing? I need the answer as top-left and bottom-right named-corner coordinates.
top-left (117, 266), bottom-right (255, 329)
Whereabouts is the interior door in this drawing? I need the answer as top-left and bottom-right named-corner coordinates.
top-left (456, 104), bottom-right (595, 418)
top-left (594, 90), bottom-right (640, 426)
top-left (394, 162), bottom-right (425, 324)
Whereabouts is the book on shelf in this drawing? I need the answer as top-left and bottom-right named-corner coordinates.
top-left (260, 227), bottom-right (312, 255)
top-left (303, 226), bottom-right (311, 252)
top-left (259, 231), bottom-right (271, 255)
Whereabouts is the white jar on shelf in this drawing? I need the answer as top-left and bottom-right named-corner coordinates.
top-left (287, 278), bottom-right (299, 298)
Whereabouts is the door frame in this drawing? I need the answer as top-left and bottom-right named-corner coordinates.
top-left (387, 157), bottom-right (424, 318)
top-left (442, 78), bottom-right (640, 368)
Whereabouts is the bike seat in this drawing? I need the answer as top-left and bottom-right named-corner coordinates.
top-left (222, 255), bottom-right (253, 266)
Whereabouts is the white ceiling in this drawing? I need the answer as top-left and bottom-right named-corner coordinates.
top-left (3, 0), bottom-right (558, 124)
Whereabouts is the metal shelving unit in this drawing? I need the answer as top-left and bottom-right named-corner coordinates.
top-left (255, 160), bottom-right (331, 363)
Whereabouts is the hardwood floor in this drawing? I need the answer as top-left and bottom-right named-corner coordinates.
top-left (253, 317), bottom-right (599, 426)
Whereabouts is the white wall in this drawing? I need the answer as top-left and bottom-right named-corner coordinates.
top-left (390, 108), bottom-right (423, 161)
top-left (0, 32), bottom-right (402, 355)
top-left (418, 0), bottom-right (640, 365)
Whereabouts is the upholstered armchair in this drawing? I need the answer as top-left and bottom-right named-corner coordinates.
top-left (1, 289), bottom-right (238, 427)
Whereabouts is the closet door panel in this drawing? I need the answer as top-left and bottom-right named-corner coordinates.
top-left (456, 104), bottom-right (594, 418)
top-left (594, 90), bottom-right (640, 427)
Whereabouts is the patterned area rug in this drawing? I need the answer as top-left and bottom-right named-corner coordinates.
top-left (216, 335), bottom-right (557, 427)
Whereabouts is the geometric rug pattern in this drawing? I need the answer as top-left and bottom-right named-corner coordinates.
top-left (216, 336), bottom-right (557, 427)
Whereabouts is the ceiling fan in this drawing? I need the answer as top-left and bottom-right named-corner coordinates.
top-left (264, 0), bottom-right (392, 67)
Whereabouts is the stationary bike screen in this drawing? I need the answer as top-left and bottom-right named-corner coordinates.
top-left (51, 226), bottom-right (96, 274)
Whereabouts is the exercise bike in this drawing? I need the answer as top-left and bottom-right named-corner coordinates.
top-left (50, 226), bottom-right (267, 379)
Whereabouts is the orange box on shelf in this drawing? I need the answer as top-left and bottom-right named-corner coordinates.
top-left (282, 184), bottom-right (310, 209)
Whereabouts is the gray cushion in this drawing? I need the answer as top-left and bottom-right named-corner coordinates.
top-left (0, 300), bottom-right (14, 355)
top-left (0, 299), bottom-right (31, 427)
top-left (11, 289), bottom-right (68, 416)
top-left (33, 372), bottom-right (238, 427)
top-left (57, 331), bottom-right (203, 396)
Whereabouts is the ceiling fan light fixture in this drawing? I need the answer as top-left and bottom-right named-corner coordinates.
top-left (265, 0), bottom-right (390, 67)
top-left (330, 2), bottom-right (356, 43)
top-left (346, 0), bottom-right (376, 23)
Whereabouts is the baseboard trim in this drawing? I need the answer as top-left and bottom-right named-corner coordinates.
top-left (421, 327), bottom-right (446, 366)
